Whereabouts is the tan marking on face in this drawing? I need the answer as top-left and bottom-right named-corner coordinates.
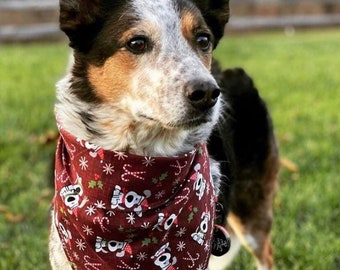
top-left (87, 50), bottom-right (136, 102)
top-left (181, 10), bottom-right (212, 70)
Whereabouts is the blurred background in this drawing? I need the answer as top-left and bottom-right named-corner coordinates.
top-left (0, 0), bottom-right (339, 269)
top-left (1, 0), bottom-right (340, 42)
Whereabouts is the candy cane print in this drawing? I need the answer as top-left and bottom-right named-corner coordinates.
top-left (56, 168), bottom-right (70, 184)
top-left (117, 260), bottom-right (141, 270)
top-left (170, 160), bottom-right (188, 176)
top-left (183, 252), bottom-right (200, 269)
top-left (121, 164), bottom-right (146, 182)
top-left (93, 216), bottom-right (111, 233)
top-left (83, 255), bottom-right (102, 270)
top-left (174, 187), bottom-right (190, 205)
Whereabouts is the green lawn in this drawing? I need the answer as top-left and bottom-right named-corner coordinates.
top-left (1, 29), bottom-right (339, 269)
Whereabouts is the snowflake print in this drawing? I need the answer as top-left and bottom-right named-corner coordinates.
top-left (155, 190), bottom-right (165, 199)
top-left (142, 156), bottom-right (155, 167)
top-left (177, 241), bottom-right (186, 251)
top-left (79, 156), bottom-right (88, 170)
top-left (173, 177), bottom-right (181, 186)
top-left (127, 233), bottom-right (137, 239)
top-left (126, 212), bottom-right (136, 224)
top-left (176, 227), bottom-right (187, 237)
top-left (114, 151), bottom-right (128, 160)
top-left (62, 217), bottom-right (70, 225)
top-left (197, 264), bottom-right (205, 270)
top-left (75, 238), bottom-right (86, 251)
top-left (85, 205), bottom-right (96, 216)
top-left (82, 225), bottom-right (94, 236)
top-left (73, 252), bottom-right (80, 261)
top-left (94, 200), bottom-right (106, 209)
top-left (137, 252), bottom-right (148, 261)
top-left (141, 222), bottom-right (151, 229)
top-left (106, 210), bottom-right (115, 217)
top-left (102, 163), bottom-right (114, 175)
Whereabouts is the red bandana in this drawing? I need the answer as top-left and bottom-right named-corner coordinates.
top-left (53, 127), bottom-right (217, 270)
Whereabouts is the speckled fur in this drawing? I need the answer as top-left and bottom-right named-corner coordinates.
top-left (50, 1), bottom-right (230, 269)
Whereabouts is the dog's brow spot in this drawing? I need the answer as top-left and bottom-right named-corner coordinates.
top-left (181, 10), bottom-right (197, 40)
top-left (180, 10), bottom-right (212, 70)
top-left (87, 52), bottom-right (135, 102)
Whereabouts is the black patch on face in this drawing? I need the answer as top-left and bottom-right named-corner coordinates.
top-left (190, 0), bottom-right (230, 47)
top-left (177, 0), bottom-right (214, 31)
top-left (59, 0), bottom-right (229, 103)
top-left (60, 1), bottom-right (127, 53)
top-left (79, 111), bottom-right (103, 137)
top-left (59, 1), bottom-right (137, 103)
top-left (70, 53), bottom-right (101, 103)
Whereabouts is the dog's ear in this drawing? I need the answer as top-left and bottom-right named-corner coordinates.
top-left (192, 0), bottom-right (230, 48)
top-left (59, 0), bottom-right (103, 51)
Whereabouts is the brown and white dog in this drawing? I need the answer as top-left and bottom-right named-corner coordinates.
top-left (49, 0), bottom-right (279, 269)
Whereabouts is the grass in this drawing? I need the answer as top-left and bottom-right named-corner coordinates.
top-left (0, 29), bottom-right (339, 269)
top-left (214, 29), bottom-right (340, 269)
top-left (0, 43), bottom-right (68, 269)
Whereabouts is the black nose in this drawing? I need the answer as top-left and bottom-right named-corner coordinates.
top-left (186, 80), bottom-right (220, 110)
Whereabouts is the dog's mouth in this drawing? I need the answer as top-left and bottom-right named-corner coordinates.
top-left (139, 114), bottom-right (211, 129)
top-left (169, 116), bottom-right (210, 128)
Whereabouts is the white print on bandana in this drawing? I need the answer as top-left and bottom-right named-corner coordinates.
top-left (191, 212), bottom-right (211, 245)
top-left (54, 127), bottom-right (216, 270)
top-left (110, 184), bottom-right (151, 217)
top-left (59, 174), bottom-right (88, 214)
top-left (191, 164), bottom-right (207, 201)
top-left (95, 236), bottom-right (132, 258)
top-left (151, 242), bottom-right (177, 270)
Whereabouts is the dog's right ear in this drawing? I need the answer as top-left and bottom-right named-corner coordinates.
top-left (59, 0), bottom-right (103, 51)
top-left (192, 0), bottom-right (230, 48)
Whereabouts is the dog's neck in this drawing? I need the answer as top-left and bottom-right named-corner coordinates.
top-left (55, 75), bottom-right (215, 157)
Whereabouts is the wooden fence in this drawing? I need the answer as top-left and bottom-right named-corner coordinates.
top-left (0, 0), bottom-right (62, 42)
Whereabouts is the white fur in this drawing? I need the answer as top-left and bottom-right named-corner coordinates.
top-left (56, 0), bottom-right (220, 157)
top-left (51, 1), bottom-right (222, 269)
top-left (245, 234), bottom-right (259, 250)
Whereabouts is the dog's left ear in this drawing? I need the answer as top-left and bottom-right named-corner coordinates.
top-left (59, 0), bottom-right (104, 52)
top-left (192, 0), bottom-right (230, 48)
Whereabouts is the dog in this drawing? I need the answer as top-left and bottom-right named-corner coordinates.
top-left (49, 0), bottom-right (279, 269)
top-left (208, 67), bottom-right (280, 270)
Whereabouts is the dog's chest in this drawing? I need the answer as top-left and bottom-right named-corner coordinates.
top-left (53, 128), bottom-right (216, 269)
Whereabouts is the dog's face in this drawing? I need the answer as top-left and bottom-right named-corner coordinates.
top-left (58, 0), bottom-right (229, 154)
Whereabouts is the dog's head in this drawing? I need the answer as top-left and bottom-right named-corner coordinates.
top-left (58, 0), bottom-right (229, 155)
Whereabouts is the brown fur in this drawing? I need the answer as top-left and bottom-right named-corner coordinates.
top-left (209, 66), bottom-right (279, 269)
top-left (50, 1), bottom-right (280, 269)
top-left (88, 52), bottom-right (135, 102)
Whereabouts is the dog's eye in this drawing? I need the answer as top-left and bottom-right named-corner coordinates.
top-left (126, 36), bottom-right (149, 54)
top-left (196, 34), bottom-right (211, 52)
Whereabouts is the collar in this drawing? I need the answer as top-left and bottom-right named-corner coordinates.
top-left (53, 126), bottom-right (217, 269)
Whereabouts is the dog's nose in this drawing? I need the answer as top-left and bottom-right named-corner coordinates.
top-left (186, 80), bottom-right (220, 110)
